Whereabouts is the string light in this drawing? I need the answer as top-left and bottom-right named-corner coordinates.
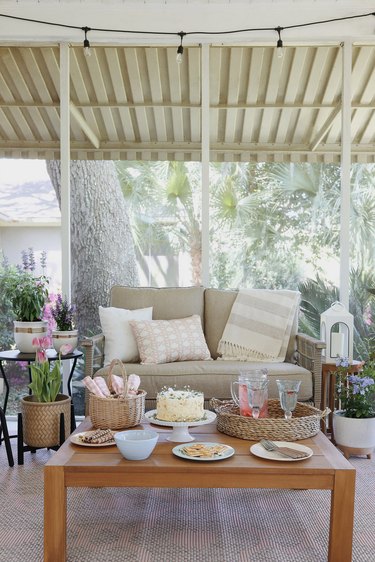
top-left (275, 27), bottom-right (284, 59)
top-left (0, 11), bottom-right (374, 48)
top-left (82, 26), bottom-right (91, 57)
top-left (176, 31), bottom-right (185, 64)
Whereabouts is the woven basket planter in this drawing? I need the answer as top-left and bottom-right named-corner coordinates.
top-left (20, 393), bottom-right (71, 448)
top-left (210, 398), bottom-right (329, 441)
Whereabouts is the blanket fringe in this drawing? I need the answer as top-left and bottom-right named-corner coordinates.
top-left (217, 340), bottom-right (278, 362)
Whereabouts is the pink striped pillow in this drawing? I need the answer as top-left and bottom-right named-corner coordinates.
top-left (129, 315), bottom-right (212, 364)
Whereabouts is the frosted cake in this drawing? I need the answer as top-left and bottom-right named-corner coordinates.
top-left (156, 387), bottom-right (204, 422)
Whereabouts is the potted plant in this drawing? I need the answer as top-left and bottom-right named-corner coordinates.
top-left (333, 354), bottom-right (375, 458)
top-left (1, 249), bottom-right (49, 352)
top-left (51, 294), bottom-right (78, 353)
top-left (20, 336), bottom-right (72, 448)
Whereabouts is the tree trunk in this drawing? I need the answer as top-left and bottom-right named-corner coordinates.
top-left (46, 160), bottom-right (139, 335)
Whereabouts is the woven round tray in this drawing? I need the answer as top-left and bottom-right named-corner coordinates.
top-left (210, 398), bottom-right (329, 441)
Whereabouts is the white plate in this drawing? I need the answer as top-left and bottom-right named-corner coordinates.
top-left (70, 431), bottom-right (116, 448)
top-left (250, 441), bottom-right (313, 462)
top-left (172, 442), bottom-right (235, 462)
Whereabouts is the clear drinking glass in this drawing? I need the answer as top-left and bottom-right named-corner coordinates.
top-left (276, 379), bottom-right (301, 420)
top-left (246, 378), bottom-right (269, 419)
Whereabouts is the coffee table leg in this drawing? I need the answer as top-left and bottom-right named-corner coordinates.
top-left (44, 466), bottom-right (67, 562)
top-left (329, 469), bottom-right (355, 562)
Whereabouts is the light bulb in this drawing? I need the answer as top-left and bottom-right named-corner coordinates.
top-left (84, 39), bottom-right (91, 57)
top-left (276, 38), bottom-right (283, 59)
top-left (176, 45), bottom-right (183, 64)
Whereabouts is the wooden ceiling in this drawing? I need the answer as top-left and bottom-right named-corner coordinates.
top-left (0, 43), bottom-right (374, 162)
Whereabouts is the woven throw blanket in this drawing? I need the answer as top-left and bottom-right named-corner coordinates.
top-left (217, 289), bottom-right (300, 362)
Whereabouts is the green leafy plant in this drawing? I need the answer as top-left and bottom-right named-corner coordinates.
top-left (0, 249), bottom-right (49, 322)
top-left (335, 355), bottom-right (375, 419)
top-left (29, 337), bottom-right (72, 402)
top-left (51, 294), bottom-right (76, 331)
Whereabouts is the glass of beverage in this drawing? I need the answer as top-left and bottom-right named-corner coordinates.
top-left (276, 379), bottom-right (302, 420)
top-left (246, 378), bottom-right (269, 419)
top-left (231, 370), bottom-right (268, 417)
top-left (231, 374), bottom-right (252, 416)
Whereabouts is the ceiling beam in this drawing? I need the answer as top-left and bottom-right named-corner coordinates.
top-left (69, 102), bottom-right (100, 149)
top-left (1, 100), bottom-right (374, 110)
top-left (0, 139), bottom-right (374, 155)
top-left (310, 105), bottom-right (342, 151)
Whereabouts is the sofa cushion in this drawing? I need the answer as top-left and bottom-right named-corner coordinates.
top-left (129, 315), bottom-right (212, 364)
top-left (110, 285), bottom-right (205, 321)
top-left (99, 305), bottom-right (153, 365)
top-left (204, 289), bottom-right (237, 358)
top-left (95, 360), bottom-right (312, 402)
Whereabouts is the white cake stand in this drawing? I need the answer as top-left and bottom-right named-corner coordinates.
top-left (144, 410), bottom-right (217, 442)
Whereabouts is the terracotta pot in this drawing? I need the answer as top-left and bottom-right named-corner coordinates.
top-left (52, 329), bottom-right (78, 353)
top-left (14, 320), bottom-right (48, 353)
top-left (20, 393), bottom-right (71, 448)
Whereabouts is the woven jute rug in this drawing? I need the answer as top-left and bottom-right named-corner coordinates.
top-left (1, 443), bottom-right (374, 562)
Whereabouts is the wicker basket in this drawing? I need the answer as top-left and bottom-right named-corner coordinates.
top-left (89, 359), bottom-right (146, 430)
top-left (210, 398), bottom-right (329, 441)
top-left (21, 393), bottom-right (71, 448)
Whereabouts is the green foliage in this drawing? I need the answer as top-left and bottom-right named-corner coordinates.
top-left (0, 249), bottom-right (49, 322)
top-left (298, 271), bottom-right (375, 360)
top-left (29, 356), bottom-right (62, 402)
top-left (335, 356), bottom-right (375, 418)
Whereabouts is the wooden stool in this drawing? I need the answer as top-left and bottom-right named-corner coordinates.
top-left (320, 360), bottom-right (362, 442)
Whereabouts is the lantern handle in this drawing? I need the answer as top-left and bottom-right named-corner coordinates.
top-left (330, 301), bottom-right (346, 309)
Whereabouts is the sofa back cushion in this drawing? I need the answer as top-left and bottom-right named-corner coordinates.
top-left (204, 288), bottom-right (299, 361)
top-left (204, 289), bottom-right (237, 359)
top-left (110, 285), bottom-right (205, 322)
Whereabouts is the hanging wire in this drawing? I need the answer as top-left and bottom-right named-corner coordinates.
top-left (0, 11), bottom-right (374, 44)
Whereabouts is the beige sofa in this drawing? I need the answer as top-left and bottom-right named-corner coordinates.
top-left (82, 286), bottom-right (325, 409)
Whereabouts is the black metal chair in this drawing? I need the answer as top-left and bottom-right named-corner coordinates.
top-left (0, 407), bottom-right (14, 467)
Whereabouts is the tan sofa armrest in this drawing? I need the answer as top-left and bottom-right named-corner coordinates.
top-left (81, 334), bottom-right (105, 378)
top-left (295, 333), bottom-right (326, 407)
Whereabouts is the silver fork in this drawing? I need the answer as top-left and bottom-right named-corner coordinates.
top-left (260, 439), bottom-right (309, 459)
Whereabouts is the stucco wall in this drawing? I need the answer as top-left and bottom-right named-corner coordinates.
top-left (0, 226), bottom-right (62, 291)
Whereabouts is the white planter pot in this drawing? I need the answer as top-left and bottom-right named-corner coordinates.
top-left (52, 329), bottom-right (78, 353)
top-left (333, 411), bottom-right (375, 449)
top-left (14, 320), bottom-right (48, 353)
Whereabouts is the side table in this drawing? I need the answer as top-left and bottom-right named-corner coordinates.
top-left (0, 348), bottom-right (82, 444)
top-left (320, 359), bottom-right (362, 442)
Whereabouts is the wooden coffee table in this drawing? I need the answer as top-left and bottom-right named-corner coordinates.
top-left (44, 418), bottom-right (355, 562)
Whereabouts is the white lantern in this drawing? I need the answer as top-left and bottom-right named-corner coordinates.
top-left (320, 302), bottom-right (354, 363)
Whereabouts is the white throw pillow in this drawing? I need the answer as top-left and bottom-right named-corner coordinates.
top-left (99, 306), bottom-right (153, 365)
top-left (129, 315), bottom-right (212, 364)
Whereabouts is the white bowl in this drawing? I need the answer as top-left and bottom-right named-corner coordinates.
top-left (115, 429), bottom-right (158, 460)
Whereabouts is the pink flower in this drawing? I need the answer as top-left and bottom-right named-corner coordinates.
top-left (60, 344), bottom-right (73, 356)
top-left (36, 349), bottom-right (47, 363)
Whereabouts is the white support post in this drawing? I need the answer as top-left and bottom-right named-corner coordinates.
top-left (340, 41), bottom-right (352, 309)
top-left (201, 44), bottom-right (210, 288)
top-left (60, 43), bottom-right (71, 394)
